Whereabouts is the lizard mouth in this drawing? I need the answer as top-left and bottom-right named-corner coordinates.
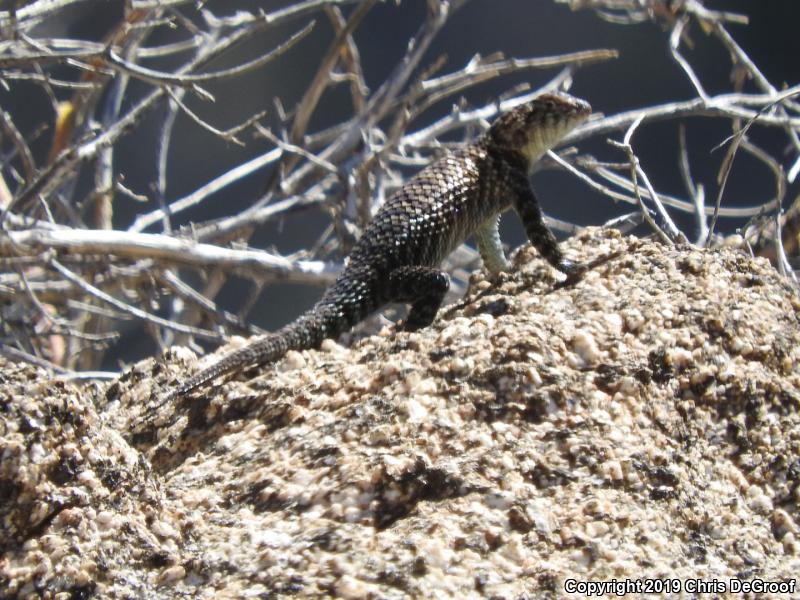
top-left (570, 96), bottom-right (592, 118)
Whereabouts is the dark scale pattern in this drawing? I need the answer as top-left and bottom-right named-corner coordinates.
top-left (168, 92), bottom-right (592, 400)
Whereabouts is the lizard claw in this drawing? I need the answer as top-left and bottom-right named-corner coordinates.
top-left (557, 258), bottom-right (586, 278)
top-left (555, 251), bottom-right (623, 289)
top-left (552, 258), bottom-right (587, 289)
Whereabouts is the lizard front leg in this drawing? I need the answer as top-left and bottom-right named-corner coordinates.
top-left (387, 265), bottom-right (450, 331)
top-left (510, 173), bottom-right (582, 276)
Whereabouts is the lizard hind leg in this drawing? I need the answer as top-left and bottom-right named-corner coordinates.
top-left (475, 215), bottom-right (511, 273)
top-left (387, 265), bottom-right (450, 332)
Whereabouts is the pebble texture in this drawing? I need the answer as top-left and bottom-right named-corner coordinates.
top-left (2, 228), bottom-right (799, 598)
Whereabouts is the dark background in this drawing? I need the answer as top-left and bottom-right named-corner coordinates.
top-left (3, 0), bottom-right (799, 365)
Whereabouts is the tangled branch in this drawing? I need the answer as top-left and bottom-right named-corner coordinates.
top-left (0, 0), bottom-right (796, 378)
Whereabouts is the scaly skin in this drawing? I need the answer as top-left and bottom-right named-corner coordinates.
top-left (167, 92), bottom-right (592, 400)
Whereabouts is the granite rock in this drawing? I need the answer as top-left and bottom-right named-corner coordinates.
top-left (2, 229), bottom-right (799, 598)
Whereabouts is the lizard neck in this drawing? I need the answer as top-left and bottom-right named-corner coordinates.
top-left (478, 137), bottom-right (532, 174)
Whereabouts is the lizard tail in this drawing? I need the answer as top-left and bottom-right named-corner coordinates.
top-left (166, 304), bottom-right (347, 401)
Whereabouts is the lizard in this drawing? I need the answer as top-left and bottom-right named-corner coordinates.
top-left (166, 91), bottom-right (592, 401)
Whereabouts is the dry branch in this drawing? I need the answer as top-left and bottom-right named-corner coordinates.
top-left (0, 0), bottom-right (797, 377)
top-left (1, 228), bottom-right (339, 284)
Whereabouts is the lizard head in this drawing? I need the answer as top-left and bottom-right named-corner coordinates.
top-left (487, 92), bottom-right (591, 168)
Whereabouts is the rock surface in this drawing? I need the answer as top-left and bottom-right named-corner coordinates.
top-left (2, 229), bottom-right (799, 598)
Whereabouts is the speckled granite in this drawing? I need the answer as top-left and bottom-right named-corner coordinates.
top-left (2, 229), bottom-right (799, 598)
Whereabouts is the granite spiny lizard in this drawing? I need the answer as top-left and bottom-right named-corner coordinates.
top-left (168, 91), bottom-right (592, 400)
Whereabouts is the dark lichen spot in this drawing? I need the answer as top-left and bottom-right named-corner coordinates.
top-left (647, 349), bottom-right (673, 384)
top-left (411, 556), bottom-right (427, 576)
top-left (428, 347), bottom-right (455, 362)
top-left (373, 459), bottom-right (471, 529)
top-left (49, 454), bottom-right (80, 485)
top-left (508, 505), bottom-right (534, 533)
top-left (474, 297), bottom-right (510, 317)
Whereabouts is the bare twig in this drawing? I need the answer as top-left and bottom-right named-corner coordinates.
top-left (129, 147), bottom-right (283, 233)
top-left (290, 0), bottom-right (376, 146)
top-left (0, 108), bottom-right (36, 181)
top-left (49, 257), bottom-right (221, 339)
top-left (3, 228), bottom-right (340, 285)
top-left (160, 270), bottom-right (263, 336)
top-left (677, 125), bottom-right (707, 244)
